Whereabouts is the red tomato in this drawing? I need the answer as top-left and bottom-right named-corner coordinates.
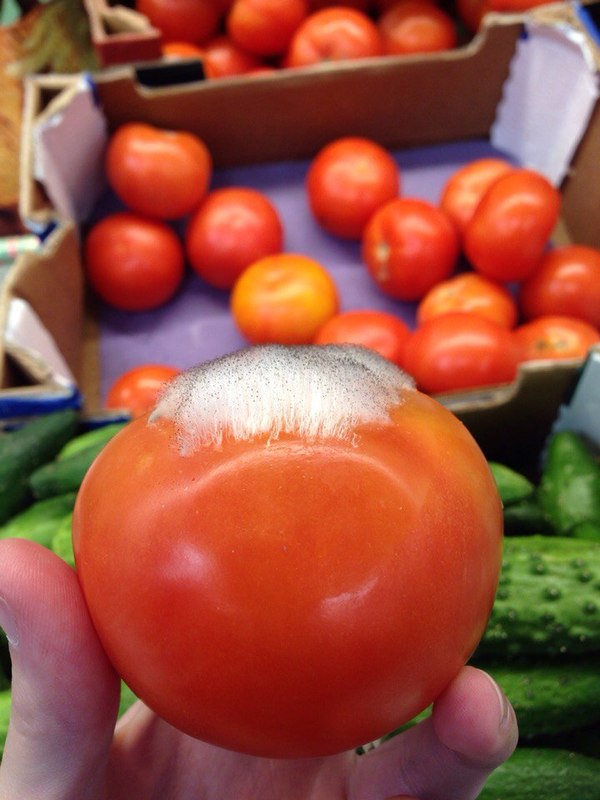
top-left (200, 35), bottom-right (265, 78)
top-left (362, 197), bottom-right (460, 301)
top-left (285, 7), bottom-right (384, 67)
top-left (378, 0), bottom-right (458, 55)
top-left (514, 315), bottom-right (600, 362)
top-left (417, 272), bottom-right (518, 329)
top-left (73, 345), bottom-right (502, 758)
top-left (226, 0), bottom-right (308, 56)
top-left (306, 137), bottom-right (400, 240)
top-left (518, 244), bottom-right (600, 329)
top-left (464, 168), bottom-right (561, 283)
top-left (105, 364), bottom-right (181, 417)
top-left (439, 158), bottom-right (514, 240)
top-left (185, 187), bottom-right (284, 290)
top-left (84, 213), bottom-right (185, 312)
top-left (135, 0), bottom-right (221, 44)
top-left (231, 253), bottom-right (339, 344)
top-left (105, 123), bottom-right (212, 220)
top-left (161, 41), bottom-right (204, 59)
top-left (403, 312), bottom-right (520, 393)
top-left (313, 309), bottom-right (411, 365)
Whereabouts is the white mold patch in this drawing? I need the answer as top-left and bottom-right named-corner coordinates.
top-left (149, 344), bottom-right (415, 453)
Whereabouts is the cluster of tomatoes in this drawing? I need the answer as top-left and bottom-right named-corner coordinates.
top-left (134, 0), bottom-right (553, 79)
top-left (84, 121), bottom-right (600, 415)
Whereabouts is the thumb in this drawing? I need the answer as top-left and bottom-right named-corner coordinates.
top-left (350, 665), bottom-right (518, 800)
top-left (0, 538), bottom-right (120, 800)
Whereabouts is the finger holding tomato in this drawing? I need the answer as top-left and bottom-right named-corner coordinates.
top-left (105, 123), bottom-right (213, 220)
top-left (73, 344), bottom-right (503, 758)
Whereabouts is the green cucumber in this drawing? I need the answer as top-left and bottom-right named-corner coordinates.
top-left (57, 422), bottom-right (126, 461)
top-left (572, 521), bottom-right (600, 543)
top-left (502, 498), bottom-right (552, 536)
top-left (29, 438), bottom-right (114, 500)
top-left (478, 535), bottom-right (600, 658)
top-left (486, 658), bottom-right (600, 739)
top-left (0, 410), bottom-right (79, 524)
top-left (479, 747), bottom-right (600, 799)
top-left (50, 513), bottom-right (75, 567)
top-left (0, 493), bottom-right (76, 548)
top-left (538, 431), bottom-right (600, 535)
top-left (0, 690), bottom-right (9, 761)
top-left (489, 462), bottom-right (536, 506)
top-left (119, 682), bottom-right (138, 719)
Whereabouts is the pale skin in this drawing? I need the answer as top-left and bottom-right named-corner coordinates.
top-left (0, 537), bottom-right (518, 800)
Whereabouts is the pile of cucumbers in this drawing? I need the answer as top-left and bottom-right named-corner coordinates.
top-left (0, 410), bottom-right (599, 795)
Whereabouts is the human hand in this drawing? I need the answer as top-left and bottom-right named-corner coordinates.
top-left (0, 537), bottom-right (517, 800)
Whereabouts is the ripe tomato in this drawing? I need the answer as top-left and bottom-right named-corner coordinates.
top-left (135, 0), bottom-right (221, 44)
top-left (378, 0), bottom-right (458, 55)
top-left (362, 197), bottom-right (460, 301)
top-left (199, 35), bottom-right (265, 78)
top-left (518, 244), bottom-right (600, 329)
top-left (439, 157), bottom-right (514, 240)
top-left (464, 168), bottom-right (561, 283)
top-left (230, 253), bottom-right (339, 344)
top-left (105, 364), bottom-right (181, 417)
top-left (313, 309), bottom-right (411, 366)
top-left (226, 0), bottom-right (308, 56)
top-left (285, 7), bottom-right (384, 67)
top-left (161, 41), bottom-right (204, 59)
top-left (306, 137), bottom-right (400, 240)
top-left (105, 123), bottom-right (212, 220)
top-left (84, 212), bottom-right (185, 312)
top-left (185, 187), bottom-right (284, 290)
top-left (417, 272), bottom-right (518, 329)
top-left (403, 312), bottom-right (520, 393)
top-left (73, 345), bottom-right (502, 758)
top-left (514, 315), bottom-right (600, 362)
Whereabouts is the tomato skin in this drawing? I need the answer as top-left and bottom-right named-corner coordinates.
top-left (226, 0), bottom-right (308, 56)
top-left (306, 137), bottom-right (400, 240)
top-left (106, 123), bottom-right (212, 220)
top-left (362, 197), bottom-right (460, 301)
top-left (314, 309), bottom-right (411, 365)
top-left (514, 315), bottom-right (600, 362)
top-left (136, 0), bottom-right (220, 44)
top-left (439, 157), bottom-right (514, 240)
top-left (73, 348), bottom-right (502, 758)
top-left (464, 168), bottom-right (561, 283)
top-left (185, 187), bottom-right (284, 290)
top-left (518, 244), bottom-right (600, 329)
top-left (417, 272), bottom-right (518, 329)
top-left (231, 253), bottom-right (339, 344)
top-left (403, 312), bottom-right (520, 393)
top-left (84, 212), bottom-right (185, 312)
top-left (378, 0), bottom-right (458, 55)
top-left (105, 364), bottom-right (181, 417)
top-left (285, 7), bottom-right (384, 67)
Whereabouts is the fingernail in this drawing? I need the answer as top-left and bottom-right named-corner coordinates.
top-left (483, 671), bottom-right (511, 729)
top-left (0, 596), bottom-right (19, 647)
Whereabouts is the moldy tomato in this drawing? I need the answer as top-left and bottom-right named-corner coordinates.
top-left (73, 345), bottom-right (503, 759)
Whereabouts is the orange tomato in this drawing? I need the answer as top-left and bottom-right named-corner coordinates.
top-left (314, 309), bottom-right (411, 366)
top-left (105, 364), bottom-right (182, 417)
top-left (417, 272), bottom-right (518, 329)
top-left (231, 253), bottom-right (339, 344)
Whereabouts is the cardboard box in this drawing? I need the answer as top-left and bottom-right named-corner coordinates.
top-left (3, 4), bottom-right (600, 467)
top-left (83, 0), bottom-right (163, 67)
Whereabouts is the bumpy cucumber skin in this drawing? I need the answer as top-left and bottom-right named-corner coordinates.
top-left (0, 410), bottom-right (79, 524)
top-left (478, 536), bottom-right (600, 658)
top-left (479, 747), bottom-right (600, 800)
top-left (486, 659), bottom-right (600, 738)
top-left (538, 431), bottom-right (600, 535)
